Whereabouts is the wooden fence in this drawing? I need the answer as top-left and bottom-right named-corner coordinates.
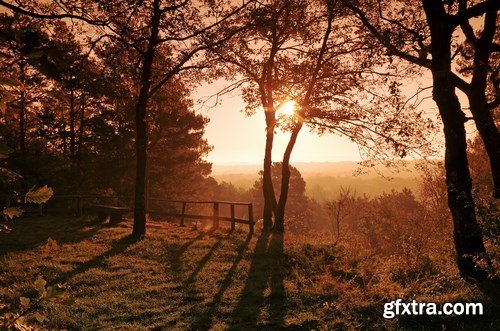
top-left (45, 195), bottom-right (254, 233)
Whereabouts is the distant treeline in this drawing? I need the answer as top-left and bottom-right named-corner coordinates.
top-left (213, 172), bottom-right (422, 201)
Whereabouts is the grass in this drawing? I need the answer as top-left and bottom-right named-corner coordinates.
top-left (0, 215), bottom-right (498, 330)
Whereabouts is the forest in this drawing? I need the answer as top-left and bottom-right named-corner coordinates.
top-left (0, 0), bottom-right (499, 330)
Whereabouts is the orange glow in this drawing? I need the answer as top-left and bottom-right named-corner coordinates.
top-left (277, 100), bottom-right (297, 117)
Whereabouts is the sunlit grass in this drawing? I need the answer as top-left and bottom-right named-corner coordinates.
top-left (0, 216), bottom-right (497, 330)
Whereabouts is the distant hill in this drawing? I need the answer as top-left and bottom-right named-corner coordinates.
top-left (212, 161), bottom-right (424, 201)
top-left (212, 161), bottom-right (421, 176)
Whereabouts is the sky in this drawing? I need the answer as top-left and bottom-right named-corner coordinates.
top-left (194, 76), bottom-right (445, 165)
top-left (195, 82), bottom-right (364, 165)
top-left (193, 18), bottom-right (483, 166)
top-left (194, 73), bottom-right (481, 165)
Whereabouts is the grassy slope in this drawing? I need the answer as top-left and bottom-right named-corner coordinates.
top-left (0, 216), bottom-right (498, 330)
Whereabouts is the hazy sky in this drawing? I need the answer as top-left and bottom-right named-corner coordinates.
top-left (193, 19), bottom-right (483, 166)
top-left (194, 75), bottom-right (444, 165)
top-left (196, 83), bottom-right (363, 164)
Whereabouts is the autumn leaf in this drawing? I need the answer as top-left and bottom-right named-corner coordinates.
top-left (19, 297), bottom-right (30, 308)
top-left (34, 276), bottom-right (47, 297)
top-left (25, 186), bottom-right (53, 204)
top-left (31, 312), bottom-right (47, 323)
top-left (3, 207), bottom-right (23, 220)
top-left (46, 284), bottom-right (67, 300)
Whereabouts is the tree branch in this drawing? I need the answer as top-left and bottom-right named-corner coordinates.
top-left (157, 0), bottom-right (255, 43)
top-left (451, 0), bottom-right (500, 26)
top-left (340, 0), bottom-right (431, 69)
top-left (0, 0), bottom-right (108, 26)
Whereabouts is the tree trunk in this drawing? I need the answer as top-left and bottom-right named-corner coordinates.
top-left (75, 95), bottom-right (86, 191)
top-left (273, 8), bottom-right (331, 233)
top-left (18, 61), bottom-right (26, 153)
top-left (69, 88), bottom-right (78, 192)
top-left (69, 88), bottom-right (76, 159)
top-left (467, 10), bottom-right (499, 198)
top-left (423, 0), bottom-right (489, 280)
top-left (132, 0), bottom-right (161, 236)
top-left (77, 95), bottom-right (86, 162)
top-left (469, 91), bottom-right (500, 198)
top-left (436, 83), bottom-right (489, 280)
top-left (262, 110), bottom-right (277, 231)
top-left (274, 123), bottom-right (303, 233)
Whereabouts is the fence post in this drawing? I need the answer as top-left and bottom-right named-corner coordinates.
top-left (180, 201), bottom-right (186, 226)
top-left (213, 202), bottom-right (219, 229)
top-left (230, 203), bottom-right (235, 232)
top-left (248, 203), bottom-right (254, 234)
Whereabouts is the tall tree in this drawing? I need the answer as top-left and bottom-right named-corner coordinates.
top-left (0, 0), bottom-right (253, 235)
top-left (213, 0), bottom-right (432, 232)
top-left (209, 0), bottom-right (315, 230)
top-left (274, 0), bottom-right (432, 232)
top-left (341, 0), bottom-right (499, 280)
top-left (456, 1), bottom-right (499, 198)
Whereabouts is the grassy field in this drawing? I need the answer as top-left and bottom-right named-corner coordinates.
top-left (0, 215), bottom-right (498, 330)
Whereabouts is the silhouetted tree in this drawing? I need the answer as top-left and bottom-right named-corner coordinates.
top-left (273, 0), bottom-right (434, 232)
top-left (340, 0), bottom-right (499, 280)
top-left (251, 162), bottom-right (309, 227)
top-left (456, 2), bottom-right (499, 198)
top-left (209, 0), bottom-right (309, 231)
top-left (0, 0), bottom-right (254, 235)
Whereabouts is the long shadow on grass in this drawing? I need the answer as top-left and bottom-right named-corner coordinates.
top-left (268, 233), bottom-right (285, 327)
top-left (153, 232), bottom-right (225, 330)
top-left (172, 234), bottom-right (227, 313)
top-left (190, 233), bottom-right (252, 329)
top-left (184, 235), bottom-right (225, 285)
top-left (227, 230), bottom-right (286, 329)
top-left (165, 232), bottom-right (208, 278)
top-left (49, 234), bottom-right (140, 285)
top-left (0, 216), bottom-right (103, 256)
top-left (228, 232), bottom-right (285, 329)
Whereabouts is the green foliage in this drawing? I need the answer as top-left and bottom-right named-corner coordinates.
top-left (0, 14), bottom-right (214, 200)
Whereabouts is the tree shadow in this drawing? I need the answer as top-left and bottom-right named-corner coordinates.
top-left (268, 233), bottom-right (285, 327)
top-left (184, 235), bottom-right (225, 285)
top-left (0, 216), bottom-right (103, 257)
top-left (164, 232), bottom-right (207, 278)
top-left (49, 234), bottom-right (140, 285)
top-left (191, 233), bottom-right (252, 329)
top-left (227, 232), bottom-right (286, 329)
top-left (228, 230), bottom-right (277, 329)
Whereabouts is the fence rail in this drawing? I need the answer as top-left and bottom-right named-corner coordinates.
top-left (46, 195), bottom-right (254, 233)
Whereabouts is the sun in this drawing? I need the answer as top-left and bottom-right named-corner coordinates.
top-left (277, 100), bottom-right (297, 117)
